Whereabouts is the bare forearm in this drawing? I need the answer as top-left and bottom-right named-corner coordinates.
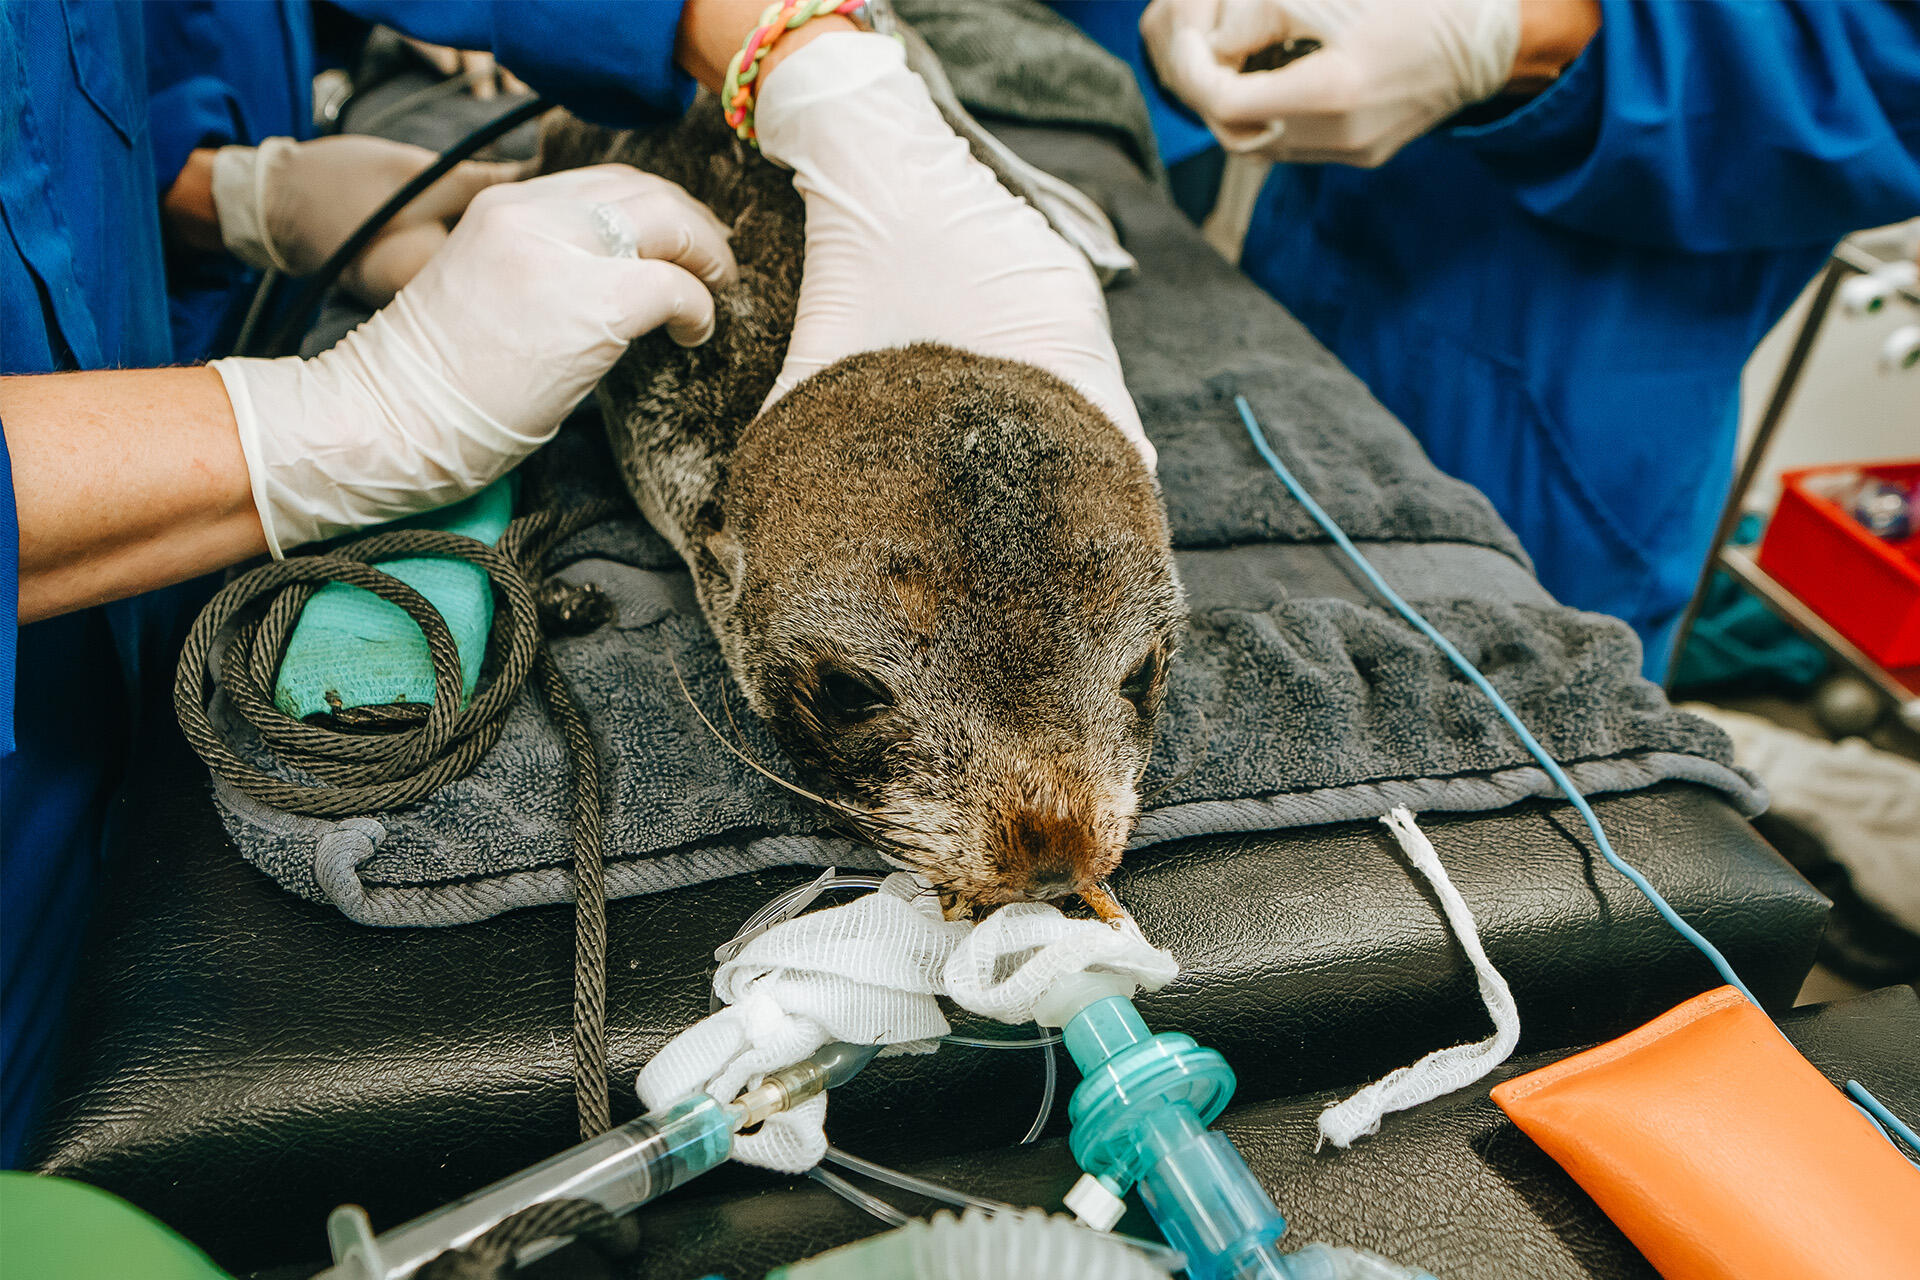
top-left (162, 148), bottom-right (224, 255)
top-left (3, 367), bottom-right (265, 623)
top-left (1511, 0), bottom-right (1601, 94)
top-left (674, 0), bottom-right (860, 93)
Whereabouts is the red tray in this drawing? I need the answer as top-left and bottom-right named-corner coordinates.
top-left (1757, 460), bottom-right (1920, 670)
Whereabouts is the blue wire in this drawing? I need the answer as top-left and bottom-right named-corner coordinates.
top-left (1848, 1081), bottom-right (1920, 1157)
top-left (1234, 396), bottom-right (1754, 997)
top-left (1234, 394), bottom-right (1918, 1162)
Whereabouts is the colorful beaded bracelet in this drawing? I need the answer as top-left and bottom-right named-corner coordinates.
top-left (722, 0), bottom-right (867, 146)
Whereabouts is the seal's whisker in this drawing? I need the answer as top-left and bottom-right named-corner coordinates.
top-left (714, 678), bottom-right (763, 771)
top-left (1138, 755), bottom-right (1205, 805)
top-left (832, 814), bottom-right (916, 859)
top-left (711, 670), bottom-right (918, 857)
top-left (668, 653), bottom-right (912, 846)
top-left (669, 655), bottom-right (864, 816)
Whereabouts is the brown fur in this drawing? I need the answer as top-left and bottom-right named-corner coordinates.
top-left (539, 101), bottom-right (1184, 912)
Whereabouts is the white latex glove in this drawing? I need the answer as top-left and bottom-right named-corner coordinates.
top-left (212, 134), bottom-right (526, 306)
top-left (210, 166), bottom-right (736, 556)
top-left (754, 33), bottom-right (1154, 470)
top-left (1142, 0), bottom-right (1521, 167)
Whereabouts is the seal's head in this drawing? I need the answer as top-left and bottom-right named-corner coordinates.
top-left (692, 345), bottom-right (1184, 914)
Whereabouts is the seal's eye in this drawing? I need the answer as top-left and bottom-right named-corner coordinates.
top-left (815, 664), bottom-right (893, 723)
top-left (1120, 648), bottom-right (1161, 710)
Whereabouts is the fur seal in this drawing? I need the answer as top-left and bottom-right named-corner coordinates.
top-left (538, 102), bottom-right (1184, 915)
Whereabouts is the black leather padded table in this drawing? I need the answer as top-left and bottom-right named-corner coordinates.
top-left (233, 990), bottom-right (1920, 1280)
top-left (33, 685), bottom-right (1825, 1276)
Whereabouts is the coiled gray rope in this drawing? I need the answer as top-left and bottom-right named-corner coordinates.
top-left (174, 501), bottom-right (621, 1138)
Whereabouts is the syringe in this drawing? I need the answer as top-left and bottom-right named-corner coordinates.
top-left (317, 1041), bottom-right (881, 1280)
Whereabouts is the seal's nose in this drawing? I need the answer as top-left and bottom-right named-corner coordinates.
top-left (999, 805), bottom-right (1098, 900)
top-left (1023, 870), bottom-right (1079, 900)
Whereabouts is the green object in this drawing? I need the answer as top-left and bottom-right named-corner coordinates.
top-left (273, 479), bottom-right (515, 720)
top-left (1672, 514), bottom-right (1828, 693)
top-left (0, 1173), bottom-right (234, 1279)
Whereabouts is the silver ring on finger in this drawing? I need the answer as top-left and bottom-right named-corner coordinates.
top-left (588, 202), bottom-right (638, 258)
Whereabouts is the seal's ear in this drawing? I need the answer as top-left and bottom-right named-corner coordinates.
top-left (705, 526), bottom-right (744, 590)
top-left (695, 500), bottom-right (745, 605)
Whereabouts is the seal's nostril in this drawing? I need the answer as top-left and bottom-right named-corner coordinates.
top-left (1024, 875), bottom-right (1079, 901)
top-left (1002, 804), bottom-right (1100, 900)
top-left (1023, 858), bottom-right (1078, 896)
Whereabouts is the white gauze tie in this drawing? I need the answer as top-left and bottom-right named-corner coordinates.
top-left (1316, 807), bottom-right (1520, 1149)
top-left (944, 903), bottom-right (1178, 1024)
top-left (637, 874), bottom-right (1176, 1172)
top-left (637, 873), bottom-right (963, 1171)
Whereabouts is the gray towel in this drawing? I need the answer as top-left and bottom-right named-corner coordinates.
top-left (209, 117), bottom-right (1760, 928)
top-left (892, 0), bottom-right (1166, 182)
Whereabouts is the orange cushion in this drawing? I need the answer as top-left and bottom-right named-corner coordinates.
top-left (1491, 985), bottom-right (1920, 1280)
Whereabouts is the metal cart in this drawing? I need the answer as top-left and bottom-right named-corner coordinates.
top-left (1666, 237), bottom-right (1920, 732)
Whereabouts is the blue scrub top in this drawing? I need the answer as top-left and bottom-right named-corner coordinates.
top-left (1073, 1), bottom-right (1920, 677)
top-left (1048, 0), bottom-right (1215, 170)
top-left (1, 0), bottom-right (691, 1168)
top-left (1, 0), bottom-right (177, 1171)
top-left (146, 0), bottom-right (317, 362)
top-left (1243, 1), bottom-right (1920, 675)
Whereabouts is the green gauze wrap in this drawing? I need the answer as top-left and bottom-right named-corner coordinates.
top-left (273, 478), bottom-right (515, 719)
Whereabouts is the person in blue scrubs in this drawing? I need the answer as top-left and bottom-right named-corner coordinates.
top-left (4, 0), bottom-right (192, 1171)
top-left (0, 0), bottom-right (718, 1168)
top-left (1115, 0), bottom-right (1920, 677)
top-left (144, 1), bottom-right (318, 363)
top-left (2, 0), bottom-right (1107, 1175)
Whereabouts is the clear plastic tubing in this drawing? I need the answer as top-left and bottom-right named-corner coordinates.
top-left (822, 1146), bottom-right (1018, 1217)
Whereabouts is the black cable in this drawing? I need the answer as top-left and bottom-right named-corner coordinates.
top-left (229, 265), bottom-right (283, 361)
top-left (257, 93), bottom-right (550, 358)
top-left (175, 501), bottom-right (621, 1138)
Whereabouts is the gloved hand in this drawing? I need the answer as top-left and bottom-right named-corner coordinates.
top-left (210, 166), bottom-right (736, 556)
top-left (754, 32), bottom-right (1154, 470)
top-left (1141, 0), bottom-right (1522, 167)
top-left (212, 134), bottom-right (527, 307)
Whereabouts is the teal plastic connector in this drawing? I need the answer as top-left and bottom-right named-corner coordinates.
top-left (1051, 991), bottom-right (1440, 1280)
top-left (1060, 996), bottom-right (1292, 1280)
